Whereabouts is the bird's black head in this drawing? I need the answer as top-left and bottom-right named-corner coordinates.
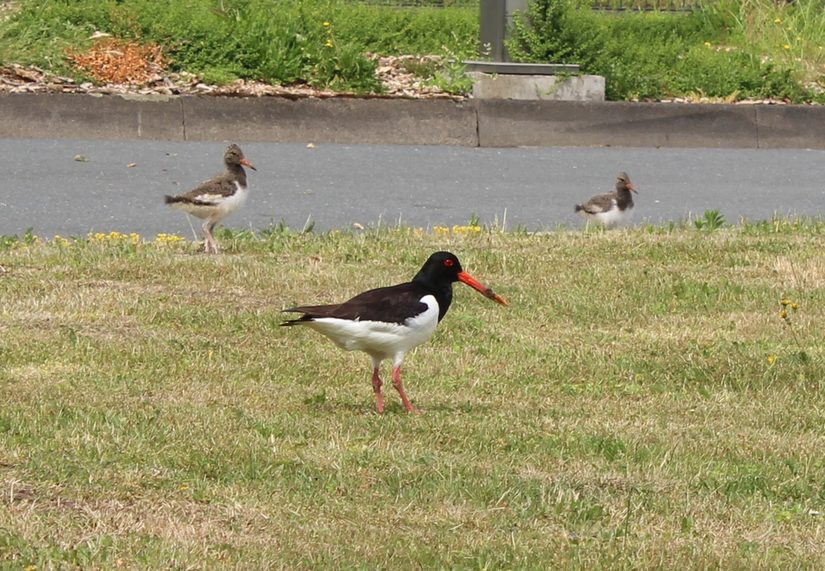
top-left (224, 144), bottom-right (257, 171)
top-left (414, 251), bottom-right (464, 287)
top-left (413, 251), bottom-right (508, 312)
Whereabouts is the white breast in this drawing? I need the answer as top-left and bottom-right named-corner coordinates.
top-left (209, 182), bottom-right (248, 217)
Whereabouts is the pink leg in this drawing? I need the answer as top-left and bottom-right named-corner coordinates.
top-left (202, 221), bottom-right (212, 253)
top-left (371, 367), bottom-right (385, 414)
top-left (203, 221), bottom-right (219, 254)
top-left (391, 366), bottom-right (416, 414)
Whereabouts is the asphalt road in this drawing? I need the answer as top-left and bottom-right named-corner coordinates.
top-left (1, 139), bottom-right (824, 238)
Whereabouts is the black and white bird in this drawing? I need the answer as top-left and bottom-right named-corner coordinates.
top-left (281, 251), bottom-right (508, 414)
top-left (575, 172), bottom-right (638, 227)
top-left (164, 144), bottom-right (256, 253)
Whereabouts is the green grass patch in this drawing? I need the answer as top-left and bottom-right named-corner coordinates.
top-left (0, 0), bottom-right (476, 92)
top-left (2, 0), bottom-right (822, 100)
top-left (508, 0), bottom-right (825, 102)
top-left (1, 223), bottom-right (825, 567)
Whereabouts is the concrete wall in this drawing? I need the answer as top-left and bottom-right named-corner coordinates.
top-left (476, 100), bottom-right (760, 148)
top-left (1, 93), bottom-right (823, 149)
top-left (182, 96), bottom-right (478, 146)
top-left (0, 93), bottom-right (183, 140)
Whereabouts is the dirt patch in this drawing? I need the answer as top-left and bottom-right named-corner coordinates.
top-left (65, 37), bottom-right (166, 85)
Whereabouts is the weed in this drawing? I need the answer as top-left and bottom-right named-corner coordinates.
top-left (694, 209), bottom-right (726, 231)
top-left (778, 297), bottom-right (811, 364)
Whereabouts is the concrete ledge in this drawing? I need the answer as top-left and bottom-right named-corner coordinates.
top-left (470, 73), bottom-right (605, 101)
top-left (0, 93), bottom-right (183, 140)
top-left (183, 96), bottom-right (478, 146)
top-left (1, 92), bottom-right (823, 149)
top-left (476, 100), bottom-right (759, 148)
top-left (755, 105), bottom-right (825, 149)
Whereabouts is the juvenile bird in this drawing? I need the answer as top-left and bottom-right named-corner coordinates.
top-left (164, 144), bottom-right (256, 253)
top-left (575, 172), bottom-right (638, 228)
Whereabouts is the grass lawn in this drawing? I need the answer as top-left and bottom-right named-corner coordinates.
top-left (1, 224), bottom-right (825, 568)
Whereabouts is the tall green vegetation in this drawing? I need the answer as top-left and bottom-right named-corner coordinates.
top-left (0, 0), bottom-right (822, 100)
top-left (0, 0), bottom-right (476, 92)
top-left (507, 0), bottom-right (824, 102)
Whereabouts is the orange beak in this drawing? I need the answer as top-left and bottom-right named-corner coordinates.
top-left (457, 271), bottom-right (508, 306)
top-left (241, 158), bottom-right (257, 171)
top-left (626, 182), bottom-right (637, 193)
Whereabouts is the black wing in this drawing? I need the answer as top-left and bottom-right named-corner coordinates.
top-left (282, 282), bottom-right (430, 326)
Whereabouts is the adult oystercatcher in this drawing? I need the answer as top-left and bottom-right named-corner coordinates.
top-left (164, 144), bottom-right (256, 253)
top-left (574, 172), bottom-right (637, 228)
top-left (281, 251), bottom-right (508, 414)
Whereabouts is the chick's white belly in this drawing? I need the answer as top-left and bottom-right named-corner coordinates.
top-left (172, 183), bottom-right (248, 221)
top-left (585, 202), bottom-right (633, 227)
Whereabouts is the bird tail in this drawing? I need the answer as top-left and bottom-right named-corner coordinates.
top-left (164, 195), bottom-right (184, 205)
top-left (574, 204), bottom-right (583, 213)
top-left (280, 308), bottom-right (313, 326)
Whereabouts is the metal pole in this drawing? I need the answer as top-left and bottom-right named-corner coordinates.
top-left (480, 0), bottom-right (529, 62)
top-left (479, 0), bottom-right (506, 61)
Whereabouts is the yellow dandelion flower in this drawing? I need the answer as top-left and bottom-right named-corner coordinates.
top-left (774, 17), bottom-right (781, 24)
top-left (704, 41), bottom-right (711, 48)
top-left (155, 233), bottom-right (185, 245)
top-left (451, 225), bottom-right (482, 235)
top-left (780, 298), bottom-right (790, 307)
top-left (783, 44), bottom-right (790, 50)
top-left (790, 303), bottom-right (799, 311)
top-left (323, 21), bottom-right (331, 27)
top-left (767, 355), bottom-right (776, 365)
top-left (325, 39), bottom-right (334, 48)
top-left (780, 309), bottom-right (788, 319)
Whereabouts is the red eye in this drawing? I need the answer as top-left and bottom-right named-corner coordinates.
top-left (443, 259), bottom-right (454, 267)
